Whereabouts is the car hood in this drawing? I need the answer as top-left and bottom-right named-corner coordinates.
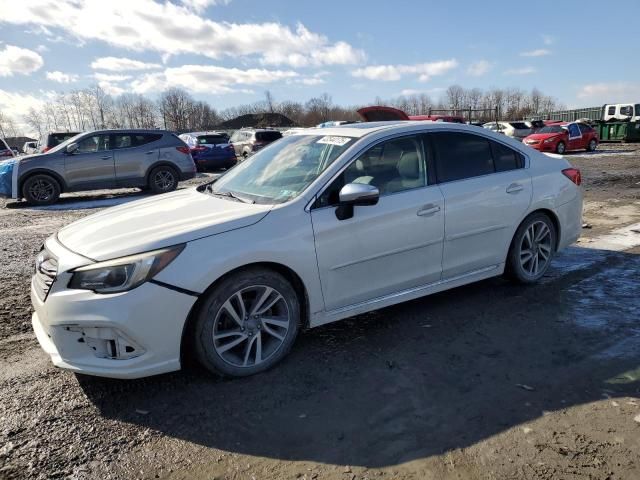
top-left (525, 133), bottom-right (564, 141)
top-left (57, 188), bottom-right (272, 261)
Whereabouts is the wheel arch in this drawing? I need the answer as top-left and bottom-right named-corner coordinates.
top-left (513, 208), bottom-right (562, 253)
top-left (18, 169), bottom-right (67, 196)
top-left (179, 261), bottom-right (311, 365)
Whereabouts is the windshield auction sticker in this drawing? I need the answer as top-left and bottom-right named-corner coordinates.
top-left (317, 136), bottom-right (351, 146)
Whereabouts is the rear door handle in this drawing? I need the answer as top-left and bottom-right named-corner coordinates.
top-left (100, 155), bottom-right (112, 160)
top-left (417, 204), bottom-right (441, 216)
top-left (145, 151), bottom-right (156, 155)
top-left (506, 183), bottom-right (524, 194)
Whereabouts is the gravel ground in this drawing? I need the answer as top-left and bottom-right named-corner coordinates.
top-left (0, 146), bottom-right (639, 480)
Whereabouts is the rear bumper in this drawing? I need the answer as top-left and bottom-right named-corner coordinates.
top-left (194, 156), bottom-right (237, 170)
top-left (556, 192), bottom-right (583, 250)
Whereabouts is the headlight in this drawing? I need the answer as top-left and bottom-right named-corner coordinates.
top-left (68, 245), bottom-right (184, 294)
top-left (543, 137), bottom-right (557, 143)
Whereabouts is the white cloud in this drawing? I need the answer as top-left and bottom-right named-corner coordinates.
top-left (0, 44), bottom-right (43, 77)
top-left (467, 60), bottom-right (491, 76)
top-left (520, 49), bottom-right (551, 57)
top-left (180, 0), bottom-right (230, 11)
top-left (93, 73), bottom-right (133, 82)
top-left (0, 0), bottom-right (364, 67)
top-left (577, 82), bottom-right (640, 103)
top-left (542, 35), bottom-right (554, 45)
top-left (131, 64), bottom-right (299, 94)
top-left (0, 88), bottom-right (54, 136)
top-left (352, 59), bottom-right (458, 82)
top-left (36, 44), bottom-right (49, 53)
top-left (398, 87), bottom-right (445, 97)
top-left (504, 66), bottom-right (536, 75)
top-left (46, 70), bottom-right (79, 83)
top-left (91, 56), bottom-right (162, 71)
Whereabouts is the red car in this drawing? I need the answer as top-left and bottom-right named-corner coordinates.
top-left (523, 122), bottom-right (598, 154)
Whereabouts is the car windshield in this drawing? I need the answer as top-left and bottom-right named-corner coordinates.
top-left (635, 104), bottom-right (640, 116)
top-left (46, 133), bottom-right (85, 154)
top-left (197, 134), bottom-right (228, 145)
top-left (538, 126), bottom-right (566, 134)
top-left (210, 134), bottom-right (355, 204)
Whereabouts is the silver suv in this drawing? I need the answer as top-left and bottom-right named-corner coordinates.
top-left (13, 129), bottom-right (196, 205)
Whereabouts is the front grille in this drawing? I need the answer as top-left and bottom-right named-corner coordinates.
top-left (34, 248), bottom-right (58, 302)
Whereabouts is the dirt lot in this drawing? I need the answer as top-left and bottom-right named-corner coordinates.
top-left (1, 146), bottom-right (639, 480)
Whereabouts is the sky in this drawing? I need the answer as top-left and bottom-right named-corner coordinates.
top-left (1, 0), bottom-right (639, 132)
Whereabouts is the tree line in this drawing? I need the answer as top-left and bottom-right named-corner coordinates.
top-left (1, 84), bottom-right (565, 139)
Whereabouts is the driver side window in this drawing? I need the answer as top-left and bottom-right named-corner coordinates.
top-left (316, 135), bottom-right (426, 208)
top-left (76, 134), bottom-right (111, 153)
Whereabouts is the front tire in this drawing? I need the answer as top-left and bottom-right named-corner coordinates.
top-left (505, 213), bottom-right (556, 284)
top-left (22, 174), bottom-right (60, 205)
top-left (148, 166), bottom-right (178, 194)
top-left (555, 142), bottom-right (566, 154)
top-left (193, 268), bottom-right (300, 377)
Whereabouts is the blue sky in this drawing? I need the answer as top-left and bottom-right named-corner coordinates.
top-left (1, 0), bottom-right (639, 127)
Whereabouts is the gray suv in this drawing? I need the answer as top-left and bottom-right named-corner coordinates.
top-left (229, 128), bottom-right (282, 159)
top-left (15, 129), bottom-right (196, 205)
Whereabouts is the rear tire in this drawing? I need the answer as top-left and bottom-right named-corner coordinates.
top-left (193, 268), bottom-right (300, 377)
top-left (505, 213), bottom-right (557, 284)
top-left (587, 139), bottom-right (597, 152)
top-left (148, 166), bottom-right (178, 194)
top-left (22, 174), bottom-right (60, 206)
top-left (555, 142), bottom-right (566, 154)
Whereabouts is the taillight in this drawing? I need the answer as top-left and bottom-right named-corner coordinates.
top-left (42, 146), bottom-right (51, 152)
top-left (1, 150), bottom-right (12, 157)
top-left (562, 168), bottom-right (581, 186)
top-left (191, 146), bottom-right (207, 152)
top-left (176, 146), bottom-right (190, 154)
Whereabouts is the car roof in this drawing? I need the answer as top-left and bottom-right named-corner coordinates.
top-left (182, 131), bottom-right (228, 136)
top-left (82, 129), bottom-right (169, 135)
top-left (291, 121), bottom-right (495, 138)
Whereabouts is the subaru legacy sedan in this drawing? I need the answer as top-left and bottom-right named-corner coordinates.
top-left (4, 129), bottom-right (196, 205)
top-left (31, 122), bottom-right (583, 379)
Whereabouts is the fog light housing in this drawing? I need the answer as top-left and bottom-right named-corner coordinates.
top-left (64, 326), bottom-right (144, 360)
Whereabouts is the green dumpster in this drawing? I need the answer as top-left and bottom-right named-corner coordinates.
top-left (594, 122), bottom-right (640, 142)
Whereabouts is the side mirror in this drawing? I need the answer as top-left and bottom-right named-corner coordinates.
top-left (66, 143), bottom-right (78, 154)
top-left (335, 183), bottom-right (379, 220)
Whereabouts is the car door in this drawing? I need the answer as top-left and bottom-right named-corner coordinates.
top-left (64, 133), bottom-right (116, 189)
top-left (310, 134), bottom-right (445, 311)
top-left (566, 123), bottom-right (582, 151)
top-left (113, 132), bottom-right (162, 186)
top-left (429, 131), bottom-right (532, 279)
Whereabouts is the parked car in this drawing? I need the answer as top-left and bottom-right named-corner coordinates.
top-left (0, 138), bottom-right (14, 159)
top-left (482, 121), bottom-right (533, 141)
top-left (1, 129), bottom-right (196, 205)
top-left (229, 128), bottom-right (283, 159)
top-left (39, 131), bottom-right (81, 153)
top-left (30, 121), bottom-right (583, 379)
top-left (523, 122), bottom-right (598, 154)
top-left (23, 141), bottom-right (38, 155)
top-left (357, 106), bottom-right (465, 123)
top-left (179, 131), bottom-right (237, 171)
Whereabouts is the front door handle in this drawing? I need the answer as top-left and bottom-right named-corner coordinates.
top-left (145, 150), bottom-right (156, 155)
top-left (100, 155), bottom-right (112, 160)
top-left (417, 204), bottom-right (441, 216)
top-left (506, 183), bottom-right (524, 194)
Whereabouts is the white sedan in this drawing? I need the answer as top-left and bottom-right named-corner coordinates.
top-left (31, 121), bottom-right (583, 379)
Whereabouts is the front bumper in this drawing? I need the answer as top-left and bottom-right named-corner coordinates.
top-left (31, 241), bottom-right (198, 379)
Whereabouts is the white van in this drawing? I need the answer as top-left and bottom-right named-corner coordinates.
top-left (602, 103), bottom-right (640, 122)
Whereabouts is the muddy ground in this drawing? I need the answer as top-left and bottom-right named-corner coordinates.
top-left (0, 146), bottom-right (639, 480)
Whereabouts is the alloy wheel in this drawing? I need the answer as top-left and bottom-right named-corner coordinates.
top-left (519, 220), bottom-right (552, 277)
top-left (154, 170), bottom-right (175, 191)
top-left (28, 179), bottom-right (55, 202)
top-left (212, 285), bottom-right (291, 368)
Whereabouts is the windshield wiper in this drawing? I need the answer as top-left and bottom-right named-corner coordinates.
top-left (207, 186), bottom-right (254, 204)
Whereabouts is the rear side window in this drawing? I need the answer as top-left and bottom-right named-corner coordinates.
top-left (490, 141), bottom-right (524, 172)
top-left (256, 131), bottom-right (283, 142)
top-left (135, 134), bottom-right (162, 146)
top-left (432, 132), bottom-right (494, 182)
top-left (578, 124), bottom-right (593, 134)
top-left (114, 133), bottom-right (162, 149)
top-left (607, 106), bottom-right (616, 115)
